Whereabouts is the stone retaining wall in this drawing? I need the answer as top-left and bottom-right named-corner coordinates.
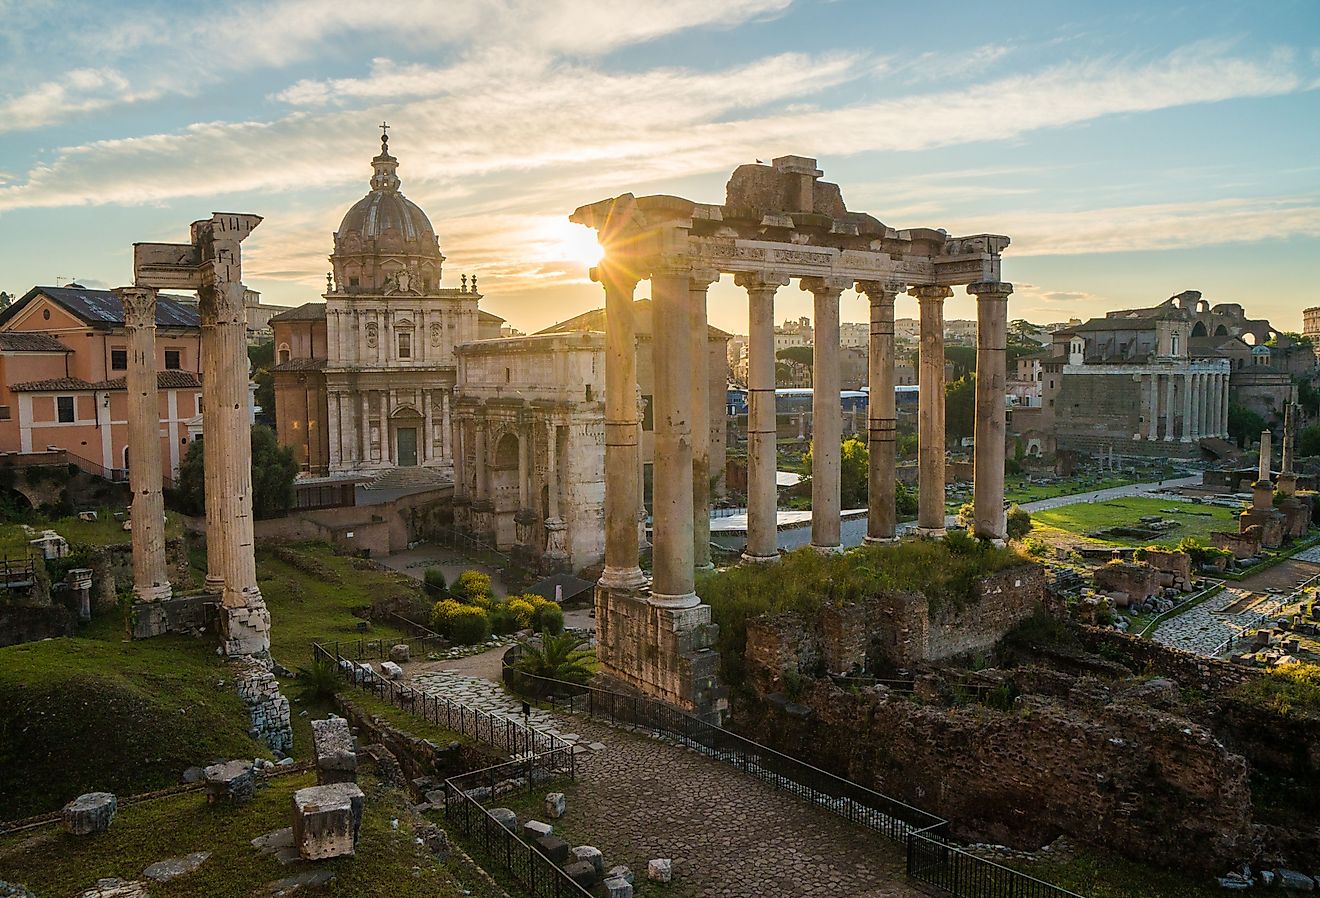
top-left (335, 696), bottom-right (501, 787)
top-left (234, 659), bottom-right (292, 755)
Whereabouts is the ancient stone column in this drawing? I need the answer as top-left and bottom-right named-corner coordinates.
top-left (1281, 403), bottom-right (1296, 483)
top-left (912, 285), bottom-right (953, 537)
top-left (596, 262), bottom-right (646, 591)
top-left (649, 261), bottom-right (698, 607)
top-left (1259, 429), bottom-right (1272, 482)
top-left (116, 286), bottom-right (172, 603)
top-left (200, 293), bottom-right (227, 593)
top-left (1202, 373), bottom-right (1214, 437)
top-left (1221, 373), bottom-right (1231, 438)
top-left (1147, 374), bottom-right (1159, 441)
top-left (689, 269), bottom-right (720, 572)
top-left (971, 282), bottom-right (1012, 543)
top-left (1181, 372), bottom-right (1194, 443)
top-left (543, 422), bottom-right (568, 568)
top-left (197, 217), bottom-right (270, 658)
top-left (858, 280), bottom-right (903, 543)
top-left (1190, 372), bottom-right (1202, 440)
top-left (802, 277), bottom-right (849, 552)
top-left (1164, 373), bottom-right (1177, 442)
top-left (737, 272), bottom-right (788, 562)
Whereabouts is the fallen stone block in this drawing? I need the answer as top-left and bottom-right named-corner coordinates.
top-left (522, 819), bottom-right (553, 839)
top-left (379, 661), bottom-right (404, 680)
top-left (181, 766), bottom-right (206, 784)
top-left (647, 858), bottom-right (673, 883)
top-left (265, 870), bottom-right (336, 895)
top-left (0, 881), bottom-right (37, 898)
top-left (76, 879), bottom-right (149, 898)
top-left (389, 643), bottom-right (411, 663)
top-left (534, 834), bottom-right (571, 864)
top-left (1276, 870), bottom-right (1315, 892)
top-left (143, 851), bottom-right (210, 883)
top-left (62, 792), bottom-right (116, 835)
top-left (292, 783), bottom-right (365, 861)
top-left (488, 808), bottom-right (519, 832)
top-left (251, 828), bottom-right (299, 866)
top-left (205, 760), bottom-right (256, 804)
top-left (564, 861), bottom-right (598, 889)
top-left (603, 875), bottom-right (634, 898)
top-left (544, 792), bottom-right (567, 819)
top-left (571, 845), bottom-right (605, 876)
top-left (310, 717), bottom-right (356, 785)
top-left (606, 864), bottom-right (634, 884)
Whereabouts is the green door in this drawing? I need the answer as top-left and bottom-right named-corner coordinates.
top-left (397, 427), bottom-right (418, 466)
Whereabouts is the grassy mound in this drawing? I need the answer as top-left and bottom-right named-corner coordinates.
top-left (0, 620), bottom-right (267, 820)
top-left (1232, 661), bottom-right (1320, 720)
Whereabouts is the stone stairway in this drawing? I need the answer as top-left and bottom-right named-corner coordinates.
top-left (361, 466), bottom-right (451, 491)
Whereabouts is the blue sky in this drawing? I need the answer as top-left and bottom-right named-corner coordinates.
top-left (0, 0), bottom-right (1317, 335)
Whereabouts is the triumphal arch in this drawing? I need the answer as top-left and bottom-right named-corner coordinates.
top-left (572, 156), bottom-right (1012, 719)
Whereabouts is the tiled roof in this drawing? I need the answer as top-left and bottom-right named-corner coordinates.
top-left (272, 358), bottom-right (327, 372)
top-left (11, 370), bottom-right (202, 392)
top-left (269, 302), bottom-right (327, 322)
top-left (536, 298), bottom-right (732, 340)
top-left (0, 286), bottom-right (200, 329)
top-left (0, 332), bottom-right (71, 352)
top-left (478, 309), bottom-right (506, 325)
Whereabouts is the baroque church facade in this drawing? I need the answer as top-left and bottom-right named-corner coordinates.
top-left (272, 132), bottom-right (502, 480)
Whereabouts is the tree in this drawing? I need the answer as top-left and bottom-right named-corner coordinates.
top-left (776, 346), bottom-right (814, 386)
top-left (511, 631), bottom-right (596, 687)
top-left (945, 374), bottom-right (976, 442)
top-left (248, 341), bottom-right (275, 425)
top-left (172, 424), bottom-right (297, 519)
top-left (803, 437), bottom-right (869, 509)
top-left (1299, 424), bottom-right (1320, 458)
top-left (1227, 403), bottom-right (1267, 449)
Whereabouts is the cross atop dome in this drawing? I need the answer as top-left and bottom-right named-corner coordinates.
top-left (370, 123), bottom-right (400, 192)
top-left (379, 120), bottom-right (390, 153)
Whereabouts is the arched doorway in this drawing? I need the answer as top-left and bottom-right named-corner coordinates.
top-left (389, 406), bottom-right (423, 466)
top-left (491, 431), bottom-right (520, 549)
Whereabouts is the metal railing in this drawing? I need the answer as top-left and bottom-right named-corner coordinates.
top-left (320, 634), bottom-right (448, 663)
top-left (501, 655), bottom-right (1087, 898)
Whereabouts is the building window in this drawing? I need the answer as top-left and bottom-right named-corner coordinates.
top-left (1170, 334), bottom-right (1180, 355)
top-left (43, 309), bottom-right (51, 320)
top-left (397, 332), bottom-right (411, 359)
top-left (278, 347), bottom-right (291, 364)
top-left (110, 348), bottom-right (127, 370)
top-left (57, 396), bottom-right (75, 423)
top-left (0, 406), bottom-right (9, 421)
top-left (349, 277), bottom-right (359, 287)
top-left (165, 349), bottom-right (181, 369)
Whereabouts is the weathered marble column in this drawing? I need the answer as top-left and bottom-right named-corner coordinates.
top-left (596, 262), bottom-right (646, 591)
top-left (422, 390), bottom-right (433, 464)
top-left (1202, 373), bottom-right (1214, 436)
top-left (971, 281), bottom-right (1012, 543)
top-left (1147, 374), bottom-right (1159, 441)
top-left (1181, 372), bottom-right (1194, 443)
top-left (650, 261), bottom-right (698, 607)
top-left (738, 272), bottom-right (789, 562)
top-left (802, 277), bottom-right (849, 552)
top-left (689, 269), bottom-right (720, 572)
top-left (1164, 373), bottom-right (1177, 442)
top-left (1190, 372), bottom-right (1202, 440)
top-left (116, 287), bottom-right (172, 603)
top-left (857, 280), bottom-right (903, 543)
top-left (1221, 373), bottom-right (1231, 439)
top-left (912, 285), bottom-right (952, 537)
top-left (199, 291), bottom-right (226, 593)
top-left (543, 422), bottom-right (568, 568)
top-left (196, 216), bottom-right (270, 658)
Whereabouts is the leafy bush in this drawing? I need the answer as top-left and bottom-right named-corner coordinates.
top-left (423, 567), bottom-right (447, 596)
top-left (511, 632), bottom-right (595, 686)
top-left (1006, 505), bottom-right (1032, 540)
top-left (1023, 537), bottom-right (1050, 558)
top-left (430, 599), bottom-right (491, 644)
top-left (452, 570), bottom-right (493, 607)
top-left (489, 603), bottom-right (520, 635)
top-left (1174, 536), bottom-right (1232, 567)
top-left (297, 657), bottom-right (340, 701)
top-left (535, 602), bottom-right (564, 635)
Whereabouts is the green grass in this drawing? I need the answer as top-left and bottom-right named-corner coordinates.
top-left (0, 770), bottom-right (479, 898)
top-left (1005, 850), bottom-right (1225, 898)
top-left (336, 689), bottom-right (475, 749)
top-left (0, 619), bottom-right (268, 820)
top-left (1030, 497), bottom-right (1237, 548)
top-left (0, 507), bottom-right (185, 557)
top-left (1231, 661), bottom-right (1320, 720)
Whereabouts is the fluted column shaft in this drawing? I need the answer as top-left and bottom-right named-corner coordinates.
top-left (739, 272), bottom-right (789, 562)
top-left (597, 263), bottom-right (646, 591)
top-left (971, 282), bottom-right (1012, 543)
top-left (858, 281), bottom-right (903, 543)
top-left (1164, 373), bottom-right (1177, 442)
top-left (803, 277), bottom-right (848, 551)
top-left (200, 296), bottom-right (226, 592)
top-left (650, 263), bottom-right (698, 606)
top-left (1181, 372), bottom-right (1194, 442)
top-left (1190, 372), bottom-right (1203, 440)
top-left (1147, 374), bottom-right (1159, 440)
top-left (1221, 373), bottom-right (1231, 438)
top-left (117, 287), bottom-right (171, 602)
top-left (913, 285), bottom-right (952, 535)
top-left (690, 269), bottom-right (719, 571)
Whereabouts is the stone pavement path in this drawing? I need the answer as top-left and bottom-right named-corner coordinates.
top-left (410, 671), bottom-right (921, 898)
top-left (1151, 586), bottom-right (1285, 656)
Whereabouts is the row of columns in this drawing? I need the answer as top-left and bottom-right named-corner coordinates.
top-left (597, 260), bottom-right (1015, 608)
top-left (1143, 370), bottom-right (1230, 441)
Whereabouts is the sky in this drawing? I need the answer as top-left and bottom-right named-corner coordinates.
top-left (0, 0), bottom-right (1317, 336)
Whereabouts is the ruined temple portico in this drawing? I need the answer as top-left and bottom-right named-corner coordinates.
top-left (572, 156), bottom-right (1011, 718)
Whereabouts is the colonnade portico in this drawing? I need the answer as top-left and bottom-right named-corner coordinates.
top-left (572, 156), bottom-right (1012, 718)
top-left (1134, 366), bottom-right (1231, 442)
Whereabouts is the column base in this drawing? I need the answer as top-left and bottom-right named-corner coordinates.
top-left (694, 561), bottom-right (716, 573)
top-left (599, 566), bottom-right (648, 592)
top-left (205, 575), bottom-right (225, 594)
top-left (133, 582), bottom-right (173, 603)
top-left (220, 593), bottom-right (272, 659)
top-left (810, 543), bottom-right (843, 555)
top-left (1180, 437), bottom-right (1192, 444)
top-left (648, 591), bottom-right (702, 609)
top-left (863, 535), bottom-right (900, 545)
top-left (594, 585), bottom-right (726, 723)
top-left (916, 527), bottom-right (947, 539)
top-left (740, 551), bottom-right (779, 564)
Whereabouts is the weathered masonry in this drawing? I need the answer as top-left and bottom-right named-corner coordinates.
top-left (571, 156), bottom-right (1012, 718)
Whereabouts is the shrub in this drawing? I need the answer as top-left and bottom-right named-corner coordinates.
top-left (1006, 505), bottom-right (1032, 540)
top-left (423, 567), bottom-right (447, 596)
top-left (511, 632), bottom-right (595, 686)
top-left (1023, 537), bottom-right (1049, 558)
top-left (1175, 536), bottom-right (1232, 567)
top-left (297, 657), bottom-right (340, 702)
top-left (535, 602), bottom-right (564, 635)
top-left (1234, 662), bottom-right (1320, 719)
top-left (505, 597), bottom-right (537, 629)
top-left (452, 570), bottom-right (493, 607)
top-left (489, 603), bottom-right (520, 635)
top-left (430, 599), bottom-right (491, 644)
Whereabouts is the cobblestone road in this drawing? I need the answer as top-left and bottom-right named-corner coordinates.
top-left (411, 670), bottom-right (920, 898)
top-left (1151, 587), bottom-right (1285, 656)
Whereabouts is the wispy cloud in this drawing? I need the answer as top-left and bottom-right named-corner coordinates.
top-left (0, 68), bottom-right (159, 133)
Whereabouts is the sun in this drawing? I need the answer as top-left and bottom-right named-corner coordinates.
top-left (542, 218), bottom-right (603, 270)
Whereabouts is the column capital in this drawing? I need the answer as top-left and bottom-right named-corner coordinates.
top-left (649, 254), bottom-right (694, 279)
top-left (734, 271), bottom-right (791, 292)
top-left (591, 259), bottom-right (645, 293)
top-left (113, 286), bottom-right (158, 328)
top-left (855, 280), bottom-right (906, 300)
top-left (689, 267), bottom-right (721, 290)
top-left (968, 281), bottom-right (1014, 299)
top-left (799, 275), bottom-right (852, 297)
top-left (909, 284), bottom-right (954, 301)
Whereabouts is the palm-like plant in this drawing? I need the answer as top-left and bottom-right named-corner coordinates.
top-left (512, 632), bottom-right (596, 687)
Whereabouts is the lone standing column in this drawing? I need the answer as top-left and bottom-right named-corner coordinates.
top-left (912, 285), bottom-right (953, 537)
top-left (199, 289), bottom-right (226, 593)
top-left (116, 286), bottom-right (172, 603)
top-left (649, 260), bottom-right (699, 607)
top-left (690, 269), bottom-right (720, 572)
top-left (802, 277), bottom-right (849, 552)
top-left (596, 262), bottom-right (646, 591)
top-left (738, 272), bottom-right (789, 562)
top-left (970, 281), bottom-right (1012, 543)
top-left (858, 280), bottom-right (904, 543)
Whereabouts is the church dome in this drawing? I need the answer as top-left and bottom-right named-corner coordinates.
top-left (330, 127), bottom-right (444, 295)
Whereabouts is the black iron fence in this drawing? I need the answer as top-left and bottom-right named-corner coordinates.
top-left (501, 653), bottom-right (1086, 898)
top-left (319, 634), bottom-right (448, 663)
